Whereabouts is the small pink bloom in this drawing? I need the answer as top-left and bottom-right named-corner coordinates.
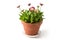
top-left (17, 5), bottom-right (20, 8)
top-left (28, 3), bottom-right (31, 6)
top-left (40, 3), bottom-right (43, 6)
top-left (29, 7), bottom-right (35, 11)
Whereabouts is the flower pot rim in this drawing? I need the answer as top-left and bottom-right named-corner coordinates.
top-left (21, 20), bottom-right (43, 24)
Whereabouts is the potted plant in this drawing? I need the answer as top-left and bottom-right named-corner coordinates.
top-left (17, 3), bottom-right (44, 35)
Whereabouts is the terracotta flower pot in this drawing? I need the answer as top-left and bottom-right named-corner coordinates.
top-left (21, 21), bottom-right (43, 35)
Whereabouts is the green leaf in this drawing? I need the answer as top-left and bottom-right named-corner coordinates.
top-left (19, 9), bottom-right (44, 23)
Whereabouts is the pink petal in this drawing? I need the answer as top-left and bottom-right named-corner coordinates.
top-left (29, 7), bottom-right (35, 11)
top-left (28, 3), bottom-right (31, 6)
top-left (40, 3), bottom-right (43, 6)
top-left (17, 5), bottom-right (20, 8)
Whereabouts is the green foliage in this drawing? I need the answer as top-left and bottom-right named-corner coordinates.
top-left (19, 10), bottom-right (44, 23)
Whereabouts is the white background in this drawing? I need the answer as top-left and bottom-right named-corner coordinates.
top-left (0, 0), bottom-right (60, 40)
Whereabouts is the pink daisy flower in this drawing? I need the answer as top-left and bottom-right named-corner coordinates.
top-left (29, 7), bottom-right (35, 11)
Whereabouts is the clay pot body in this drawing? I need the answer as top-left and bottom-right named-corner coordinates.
top-left (22, 21), bottom-right (42, 35)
